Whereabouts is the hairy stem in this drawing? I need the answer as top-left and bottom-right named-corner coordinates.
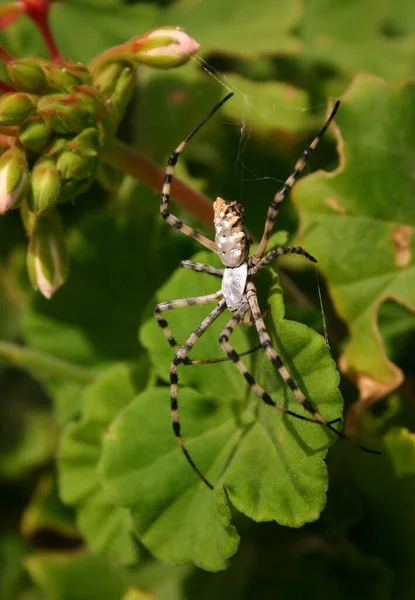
top-left (0, 340), bottom-right (98, 383)
top-left (103, 138), bottom-right (214, 230)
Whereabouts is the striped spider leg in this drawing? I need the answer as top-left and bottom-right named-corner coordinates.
top-left (156, 94), bottom-right (380, 489)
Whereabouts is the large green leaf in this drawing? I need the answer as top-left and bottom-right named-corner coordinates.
top-left (58, 363), bottom-right (150, 565)
top-left (25, 551), bottom-right (132, 600)
top-left (162, 0), bottom-right (300, 57)
top-left (294, 76), bottom-right (415, 402)
top-left (300, 0), bottom-right (415, 81)
top-left (103, 244), bottom-right (343, 570)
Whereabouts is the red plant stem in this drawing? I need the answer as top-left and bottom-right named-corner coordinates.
top-left (0, 124), bottom-right (19, 136)
top-left (103, 138), bottom-right (214, 230)
top-left (0, 80), bottom-right (15, 93)
top-left (0, 46), bottom-right (13, 63)
top-left (23, 2), bottom-right (60, 61)
top-left (34, 13), bottom-right (60, 61)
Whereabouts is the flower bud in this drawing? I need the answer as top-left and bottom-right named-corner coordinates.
top-left (0, 92), bottom-right (36, 126)
top-left (37, 93), bottom-right (98, 134)
top-left (92, 61), bottom-right (135, 119)
top-left (134, 27), bottom-right (200, 68)
top-left (91, 27), bottom-right (199, 71)
top-left (26, 209), bottom-right (69, 299)
top-left (27, 156), bottom-right (61, 216)
top-left (56, 128), bottom-right (100, 180)
top-left (0, 144), bottom-right (29, 214)
top-left (58, 173), bottom-right (94, 202)
top-left (19, 117), bottom-right (50, 152)
top-left (57, 148), bottom-right (98, 181)
top-left (20, 199), bottom-right (36, 236)
top-left (42, 59), bottom-right (91, 92)
top-left (7, 59), bottom-right (47, 93)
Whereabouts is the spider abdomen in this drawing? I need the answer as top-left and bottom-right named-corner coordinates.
top-left (213, 197), bottom-right (249, 267)
top-left (222, 263), bottom-right (248, 311)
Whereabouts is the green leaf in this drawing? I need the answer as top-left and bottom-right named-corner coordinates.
top-left (0, 408), bottom-right (58, 479)
top-left (221, 74), bottom-right (309, 133)
top-left (105, 245), bottom-right (343, 570)
top-left (300, 0), bottom-right (415, 81)
top-left (0, 534), bottom-right (30, 600)
top-left (294, 76), bottom-right (415, 401)
top-left (25, 551), bottom-right (131, 600)
top-left (163, 0), bottom-right (300, 56)
top-left (58, 363), bottom-right (150, 564)
top-left (21, 474), bottom-right (77, 541)
top-left (101, 386), bottom-right (240, 571)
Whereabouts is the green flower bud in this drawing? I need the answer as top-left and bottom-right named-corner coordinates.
top-left (91, 27), bottom-right (199, 72)
top-left (20, 200), bottom-right (36, 236)
top-left (58, 174), bottom-right (95, 203)
top-left (7, 59), bottom-right (48, 94)
top-left (45, 136), bottom-right (67, 157)
top-left (69, 127), bottom-right (101, 154)
top-left (42, 59), bottom-right (91, 92)
top-left (37, 93), bottom-right (98, 135)
top-left (57, 148), bottom-right (98, 181)
top-left (92, 61), bottom-right (130, 97)
top-left (56, 128), bottom-right (100, 180)
top-left (27, 156), bottom-right (61, 216)
top-left (0, 144), bottom-right (29, 214)
top-left (19, 117), bottom-right (50, 152)
top-left (92, 61), bottom-right (135, 120)
top-left (0, 92), bottom-right (36, 126)
top-left (26, 210), bottom-right (69, 299)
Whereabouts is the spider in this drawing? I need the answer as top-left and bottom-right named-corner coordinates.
top-left (155, 92), bottom-right (380, 490)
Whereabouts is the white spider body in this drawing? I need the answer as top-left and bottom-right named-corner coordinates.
top-left (222, 263), bottom-right (248, 311)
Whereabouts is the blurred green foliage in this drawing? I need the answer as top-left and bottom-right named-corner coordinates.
top-left (0, 0), bottom-right (414, 598)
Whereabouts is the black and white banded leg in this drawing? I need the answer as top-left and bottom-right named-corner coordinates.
top-left (170, 299), bottom-right (227, 489)
top-left (245, 281), bottom-right (377, 453)
top-left (251, 101), bottom-right (340, 265)
top-left (160, 93), bottom-right (234, 253)
top-left (249, 246), bottom-right (317, 277)
top-left (218, 305), bottom-right (341, 426)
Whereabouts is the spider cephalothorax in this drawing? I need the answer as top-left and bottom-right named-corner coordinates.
top-left (156, 92), bottom-right (380, 489)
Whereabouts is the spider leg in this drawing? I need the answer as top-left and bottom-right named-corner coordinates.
top-left (219, 305), bottom-right (340, 426)
top-left (154, 291), bottom-right (223, 353)
top-left (249, 246), bottom-right (317, 277)
top-left (180, 260), bottom-right (224, 277)
top-left (161, 93), bottom-right (234, 253)
top-left (188, 342), bottom-right (263, 365)
top-left (251, 101), bottom-right (340, 264)
top-left (170, 299), bottom-right (227, 489)
top-left (155, 289), bottom-right (259, 366)
top-left (246, 281), bottom-right (381, 454)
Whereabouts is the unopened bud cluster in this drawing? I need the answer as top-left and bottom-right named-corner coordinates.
top-left (0, 26), bottom-right (199, 297)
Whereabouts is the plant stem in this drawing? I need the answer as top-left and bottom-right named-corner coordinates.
top-left (24, 1), bottom-right (60, 62)
top-left (0, 81), bottom-right (15, 93)
top-left (0, 340), bottom-right (98, 383)
top-left (103, 138), bottom-right (214, 230)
